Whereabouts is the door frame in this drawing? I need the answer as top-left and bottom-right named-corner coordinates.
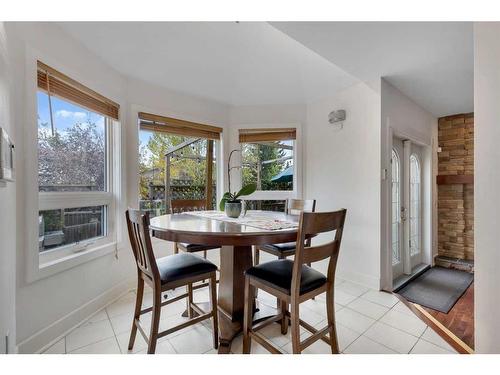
top-left (391, 139), bottom-right (404, 279)
top-left (382, 126), bottom-right (434, 291)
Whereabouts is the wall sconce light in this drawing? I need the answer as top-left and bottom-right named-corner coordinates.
top-left (328, 109), bottom-right (346, 130)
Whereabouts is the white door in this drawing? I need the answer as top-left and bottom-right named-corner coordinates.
top-left (391, 139), bottom-right (404, 279)
top-left (408, 145), bottom-right (423, 270)
top-left (392, 137), bottom-right (423, 279)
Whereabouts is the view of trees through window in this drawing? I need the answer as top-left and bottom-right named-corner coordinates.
top-left (37, 91), bottom-right (107, 252)
top-left (139, 130), bottom-right (217, 217)
top-left (241, 140), bottom-right (294, 191)
top-left (37, 92), bottom-right (106, 192)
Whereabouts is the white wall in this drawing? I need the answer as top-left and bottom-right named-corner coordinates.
top-left (474, 22), bottom-right (500, 353)
top-left (380, 79), bottom-right (437, 290)
top-left (0, 22), bottom-right (17, 354)
top-left (8, 22), bottom-right (135, 353)
top-left (304, 82), bottom-right (382, 288)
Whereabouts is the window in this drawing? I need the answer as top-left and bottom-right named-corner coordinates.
top-left (239, 128), bottom-right (296, 192)
top-left (37, 61), bottom-right (119, 260)
top-left (39, 206), bottom-right (106, 252)
top-left (138, 112), bottom-right (221, 217)
top-left (37, 92), bottom-right (107, 193)
top-left (409, 154), bottom-right (421, 256)
top-left (391, 149), bottom-right (401, 265)
top-left (244, 200), bottom-right (286, 212)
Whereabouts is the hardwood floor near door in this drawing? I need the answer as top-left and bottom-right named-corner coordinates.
top-left (395, 283), bottom-right (474, 353)
top-left (423, 283), bottom-right (474, 350)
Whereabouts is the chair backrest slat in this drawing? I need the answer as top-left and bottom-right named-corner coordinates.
top-left (286, 199), bottom-right (316, 216)
top-left (290, 209), bottom-right (347, 297)
top-left (301, 240), bottom-right (339, 265)
top-left (126, 209), bottom-right (159, 282)
top-left (286, 199), bottom-right (316, 246)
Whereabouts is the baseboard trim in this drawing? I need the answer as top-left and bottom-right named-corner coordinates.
top-left (17, 277), bottom-right (135, 354)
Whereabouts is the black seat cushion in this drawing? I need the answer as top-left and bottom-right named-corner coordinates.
top-left (178, 242), bottom-right (219, 253)
top-left (156, 253), bottom-right (217, 284)
top-left (245, 259), bottom-right (327, 295)
top-left (260, 242), bottom-right (297, 256)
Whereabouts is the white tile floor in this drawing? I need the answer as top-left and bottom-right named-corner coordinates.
top-left (41, 284), bottom-right (458, 355)
top-left (41, 245), bottom-right (458, 355)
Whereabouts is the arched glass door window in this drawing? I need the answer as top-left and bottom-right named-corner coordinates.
top-left (391, 149), bottom-right (401, 265)
top-left (409, 154), bottom-right (421, 256)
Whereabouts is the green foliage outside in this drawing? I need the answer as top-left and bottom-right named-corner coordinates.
top-left (139, 132), bottom-right (216, 201)
top-left (241, 142), bottom-right (293, 191)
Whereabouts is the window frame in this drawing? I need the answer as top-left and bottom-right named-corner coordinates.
top-left (233, 124), bottom-right (301, 203)
top-left (409, 153), bottom-right (421, 257)
top-left (391, 148), bottom-right (401, 266)
top-left (25, 51), bottom-right (121, 282)
top-left (38, 117), bottom-right (115, 261)
top-left (133, 106), bottom-right (225, 217)
top-left (136, 124), bottom-right (220, 216)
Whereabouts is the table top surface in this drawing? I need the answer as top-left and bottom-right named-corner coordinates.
top-left (149, 210), bottom-right (299, 238)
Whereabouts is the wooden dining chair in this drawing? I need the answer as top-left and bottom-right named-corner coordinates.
top-left (254, 199), bottom-right (316, 303)
top-left (171, 199), bottom-right (219, 259)
top-left (125, 209), bottom-right (219, 354)
top-left (242, 209), bottom-right (347, 354)
top-left (254, 199), bottom-right (316, 266)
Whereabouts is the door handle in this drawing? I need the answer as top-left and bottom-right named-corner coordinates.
top-left (400, 206), bottom-right (407, 222)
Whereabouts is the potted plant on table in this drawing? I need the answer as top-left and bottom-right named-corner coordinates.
top-left (219, 149), bottom-right (257, 218)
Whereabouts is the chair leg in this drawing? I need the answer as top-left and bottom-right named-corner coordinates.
top-left (254, 247), bottom-right (260, 266)
top-left (128, 277), bottom-right (144, 351)
top-left (243, 277), bottom-right (254, 354)
top-left (280, 299), bottom-right (288, 335)
top-left (187, 283), bottom-right (194, 318)
top-left (326, 286), bottom-right (339, 354)
top-left (209, 273), bottom-right (219, 349)
top-left (172, 244), bottom-right (179, 290)
top-left (147, 287), bottom-right (162, 354)
top-left (276, 254), bottom-right (286, 309)
top-left (290, 300), bottom-right (301, 354)
top-left (253, 247), bottom-right (259, 297)
top-left (202, 251), bottom-right (208, 283)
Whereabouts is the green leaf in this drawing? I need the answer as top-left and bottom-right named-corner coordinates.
top-left (219, 192), bottom-right (232, 211)
top-left (234, 183), bottom-right (257, 199)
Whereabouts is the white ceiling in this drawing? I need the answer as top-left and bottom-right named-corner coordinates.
top-left (57, 22), bottom-right (358, 106)
top-left (58, 22), bottom-right (473, 116)
top-left (271, 22), bottom-right (473, 117)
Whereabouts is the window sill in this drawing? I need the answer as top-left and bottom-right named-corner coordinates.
top-left (245, 190), bottom-right (296, 200)
top-left (28, 241), bottom-right (118, 283)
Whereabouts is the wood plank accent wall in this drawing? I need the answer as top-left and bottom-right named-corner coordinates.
top-left (437, 113), bottom-right (474, 260)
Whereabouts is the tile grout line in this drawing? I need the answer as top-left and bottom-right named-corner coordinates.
top-left (371, 299), bottom-right (430, 342)
top-left (105, 308), bottom-right (124, 354)
top-left (416, 327), bottom-right (455, 354)
top-left (343, 332), bottom-right (397, 354)
top-left (66, 309), bottom-right (116, 354)
top-left (408, 325), bottom-right (435, 354)
top-left (344, 293), bottom-right (426, 354)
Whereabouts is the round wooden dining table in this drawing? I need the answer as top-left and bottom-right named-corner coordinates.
top-left (149, 210), bottom-right (300, 354)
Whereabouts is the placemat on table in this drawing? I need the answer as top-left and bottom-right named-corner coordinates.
top-left (186, 210), bottom-right (298, 231)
